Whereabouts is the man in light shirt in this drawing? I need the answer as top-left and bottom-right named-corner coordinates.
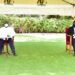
top-left (0, 27), bottom-right (6, 54)
top-left (0, 23), bottom-right (16, 56)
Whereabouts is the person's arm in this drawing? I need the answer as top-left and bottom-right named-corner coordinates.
top-left (12, 36), bottom-right (14, 44)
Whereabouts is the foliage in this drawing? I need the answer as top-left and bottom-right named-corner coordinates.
top-left (0, 15), bottom-right (73, 33)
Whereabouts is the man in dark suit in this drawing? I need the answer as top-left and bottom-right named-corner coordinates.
top-left (68, 21), bottom-right (75, 56)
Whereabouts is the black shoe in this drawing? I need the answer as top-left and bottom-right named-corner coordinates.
top-left (13, 53), bottom-right (17, 56)
top-left (7, 52), bottom-right (10, 55)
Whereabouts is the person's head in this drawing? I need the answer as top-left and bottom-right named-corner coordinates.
top-left (73, 21), bottom-right (75, 27)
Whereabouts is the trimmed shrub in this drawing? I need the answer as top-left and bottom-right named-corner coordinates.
top-left (0, 15), bottom-right (73, 33)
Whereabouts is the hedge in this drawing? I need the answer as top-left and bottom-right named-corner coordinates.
top-left (0, 15), bottom-right (73, 33)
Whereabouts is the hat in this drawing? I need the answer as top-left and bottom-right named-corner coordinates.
top-left (4, 24), bottom-right (8, 28)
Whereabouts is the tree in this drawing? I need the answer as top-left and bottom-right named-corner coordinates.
top-left (62, 0), bottom-right (75, 17)
top-left (62, 0), bottom-right (75, 6)
top-left (4, 0), bottom-right (14, 4)
top-left (37, 0), bottom-right (47, 5)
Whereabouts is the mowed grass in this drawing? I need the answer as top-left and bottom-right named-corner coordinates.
top-left (0, 41), bottom-right (75, 75)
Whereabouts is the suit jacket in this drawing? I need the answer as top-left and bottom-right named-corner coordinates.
top-left (67, 26), bottom-right (75, 45)
top-left (68, 26), bottom-right (74, 36)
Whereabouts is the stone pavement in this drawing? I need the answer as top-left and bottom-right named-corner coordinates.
top-left (14, 33), bottom-right (65, 42)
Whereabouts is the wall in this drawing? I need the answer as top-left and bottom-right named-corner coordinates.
top-left (0, 0), bottom-right (67, 5)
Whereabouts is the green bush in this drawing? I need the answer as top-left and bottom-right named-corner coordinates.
top-left (0, 15), bottom-right (73, 33)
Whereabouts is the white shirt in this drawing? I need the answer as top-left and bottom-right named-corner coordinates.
top-left (73, 27), bottom-right (75, 38)
top-left (0, 27), bottom-right (7, 40)
top-left (6, 26), bottom-right (15, 38)
top-left (0, 26), bottom-right (16, 40)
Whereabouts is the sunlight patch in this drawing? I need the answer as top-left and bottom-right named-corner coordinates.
top-left (19, 73), bottom-right (30, 75)
top-left (15, 33), bottom-right (65, 42)
top-left (48, 72), bottom-right (56, 75)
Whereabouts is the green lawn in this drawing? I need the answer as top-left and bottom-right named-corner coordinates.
top-left (0, 41), bottom-right (75, 75)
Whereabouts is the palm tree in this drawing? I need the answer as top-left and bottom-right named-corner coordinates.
top-left (4, 0), bottom-right (14, 4)
top-left (62, 0), bottom-right (75, 17)
top-left (37, 0), bottom-right (47, 5)
top-left (62, 0), bottom-right (75, 6)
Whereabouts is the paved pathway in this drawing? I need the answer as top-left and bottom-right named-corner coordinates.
top-left (15, 33), bottom-right (66, 42)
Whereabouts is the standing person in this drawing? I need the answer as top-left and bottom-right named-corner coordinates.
top-left (0, 38), bottom-right (4, 54)
top-left (4, 23), bottom-right (16, 56)
top-left (0, 23), bottom-right (16, 56)
top-left (18, 25), bottom-right (24, 33)
top-left (66, 25), bottom-right (70, 51)
top-left (0, 27), bottom-right (5, 54)
top-left (68, 21), bottom-right (75, 56)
